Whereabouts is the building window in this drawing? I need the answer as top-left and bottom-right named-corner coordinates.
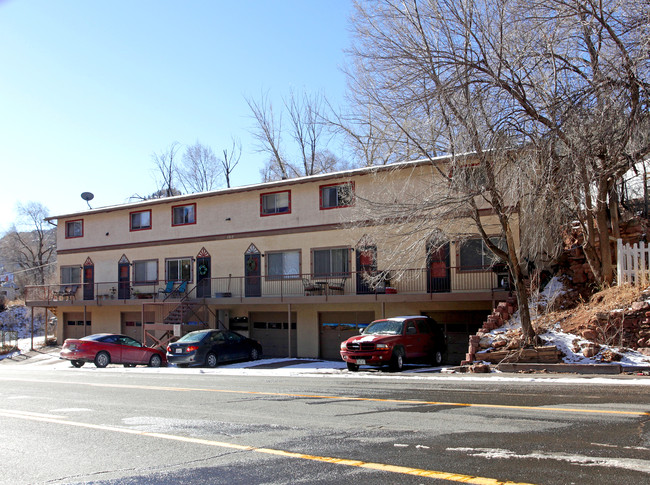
top-left (459, 237), bottom-right (506, 270)
top-left (172, 203), bottom-right (196, 226)
top-left (60, 266), bottom-right (81, 284)
top-left (260, 190), bottom-right (291, 216)
top-left (65, 220), bottom-right (83, 238)
top-left (165, 258), bottom-right (192, 283)
top-left (267, 250), bottom-right (300, 279)
top-left (313, 247), bottom-right (350, 277)
top-left (130, 210), bottom-right (152, 231)
top-left (320, 182), bottom-right (354, 209)
top-left (133, 260), bottom-right (158, 285)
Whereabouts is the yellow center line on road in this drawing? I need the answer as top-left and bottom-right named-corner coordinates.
top-left (0, 376), bottom-right (648, 416)
top-left (0, 409), bottom-right (535, 485)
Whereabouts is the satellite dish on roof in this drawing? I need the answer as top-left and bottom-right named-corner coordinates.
top-left (81, 192), bottom-right (94, 209)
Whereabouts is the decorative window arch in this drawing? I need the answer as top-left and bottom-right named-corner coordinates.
top-left (246, 243), bottom-right (261, 255)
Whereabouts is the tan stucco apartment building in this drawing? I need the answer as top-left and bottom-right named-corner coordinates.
top-left (26, 158), bottom-right (511, 363)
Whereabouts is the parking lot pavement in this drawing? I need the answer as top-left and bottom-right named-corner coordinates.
top-left (0, 346), bottom-right (447, 374)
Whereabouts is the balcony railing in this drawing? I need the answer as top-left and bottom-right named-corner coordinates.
top-left (25, 267), bottom-right (510, 304)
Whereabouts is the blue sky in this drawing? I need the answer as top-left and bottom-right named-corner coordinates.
top-left (0, 0), bottom-right (352, 232)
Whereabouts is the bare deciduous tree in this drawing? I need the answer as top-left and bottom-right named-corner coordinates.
top-left (220, 137), bottom-right (242, 189)
top-left (151, 141), bottom-right (182, 197)
top-left (179, 141), bottom-right (222, 193)
top-left (247, 92), bottom-right (289, 180)
top-left (247, 91), bottom-right (349, 181)
top-left (345, 0), bottom-right (649, 343)
top-left (1, 202), bottom-right (56, 290)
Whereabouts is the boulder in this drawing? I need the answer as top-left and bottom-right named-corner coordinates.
top-left (581, 329), bottom-right (599, 341)
top-left (582, 344), bottom-right (601, 358)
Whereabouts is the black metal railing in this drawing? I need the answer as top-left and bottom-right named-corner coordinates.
top-left (25, 266), bottom-right (508, 304)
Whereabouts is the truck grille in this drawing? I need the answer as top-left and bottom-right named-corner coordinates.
top-left (347, 342), bottom-right (375, 351)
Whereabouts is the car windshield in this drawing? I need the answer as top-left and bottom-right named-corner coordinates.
top-left (363, 320), bottom-right (404, 335)
top-left (177, 331), bottom-right (211, 343)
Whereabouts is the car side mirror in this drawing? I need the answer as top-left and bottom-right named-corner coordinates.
top-left (359, 328), bottom-right (364, 334)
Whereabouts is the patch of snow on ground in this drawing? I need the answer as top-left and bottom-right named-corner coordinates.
top-left (483, 277), bottom-right (650, 367)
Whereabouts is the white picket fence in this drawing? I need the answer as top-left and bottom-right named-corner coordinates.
top-left (617, 239), bottom-right (650, 285)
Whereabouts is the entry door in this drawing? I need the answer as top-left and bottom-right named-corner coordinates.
top-left (427, 243), bottom-right (451, 293)
top-left (196, 256), bottom-right (211, 298)
top-left (83, 261), bottom-right (95, 300)
top-left (356, 246), bottom-right (377, 294)
top-left (245, 253), bottom-right (261, 297)
top-left (118, 262), bottom-right (131, 299)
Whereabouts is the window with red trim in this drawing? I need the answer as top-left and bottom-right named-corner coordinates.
top-left (65, 219), bottom-right (83, 238)
top-left (172, 203), bottom-right (196, 226)
top-left (260, 190), bottom-right (291, 216)
top-left (320, 182), bottom-right (354, 209)
top-left (130, 209), bottom-right (152, 231)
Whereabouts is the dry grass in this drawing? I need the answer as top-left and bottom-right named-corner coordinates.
top-left (534, 284), bottom-right (647, 335)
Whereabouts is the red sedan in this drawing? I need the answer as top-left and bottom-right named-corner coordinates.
top-left (60, 333), bottom-right (166, 368)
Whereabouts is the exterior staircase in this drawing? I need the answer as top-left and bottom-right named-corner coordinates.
top-left (163, 302), bottom-right (198, 325)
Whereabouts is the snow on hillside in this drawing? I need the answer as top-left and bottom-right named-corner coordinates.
top-left (482, 277), bottom-right (650, 367)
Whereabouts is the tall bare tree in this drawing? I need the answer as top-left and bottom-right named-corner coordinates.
top-left (247, 93), bottom-right (289, 180)
top-left (247, 91), bottom-right (349, 181)
top-left (220, 137), bottom-right (242, 189)
top-left (179, 141), bottom-right (222, 193)
top-left (1, 202), bottom-right (56, 290)
top-left (151, 141), bottom-right (182, 197)
top-left (345, 0), bottom-right (650, 342)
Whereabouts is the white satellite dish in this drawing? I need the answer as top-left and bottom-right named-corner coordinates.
top-left (81, 192), bottom-right (94, 209)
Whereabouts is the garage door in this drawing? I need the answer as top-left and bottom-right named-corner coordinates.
top-left (121, 312), bottom-right (155, 342)
top-left (319, 311), bottom-right (375, 360)
top-left (250, 312), bottom-right (297, 358)
top-left (63, 312), bottom-right (91, 340)
top-left (423, 311), bottom-right (488, 365)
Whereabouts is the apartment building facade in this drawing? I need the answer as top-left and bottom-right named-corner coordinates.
top-left (26, 158), bottom-right (512, 364)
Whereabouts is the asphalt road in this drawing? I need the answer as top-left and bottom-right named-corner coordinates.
top-left (0, 365), bottom-right (649, 485)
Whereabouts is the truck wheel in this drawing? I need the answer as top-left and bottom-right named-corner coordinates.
top-left (347, 362), bottom-right (359, 372)
top-left (431, 350), bottom-right (444, 366)
top-left (389, 348), bottom-right (404, 372)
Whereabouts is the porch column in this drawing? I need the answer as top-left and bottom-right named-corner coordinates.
top-left (287, 303), bottom-right (292, 358)
top-left (30, 307), bottom-right (34, 351)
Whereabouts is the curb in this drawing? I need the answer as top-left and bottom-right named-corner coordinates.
top-left (496, 363), bottom-right (650, 375)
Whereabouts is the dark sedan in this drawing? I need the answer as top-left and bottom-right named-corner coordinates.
top-left (60, 333), bottom-right (166, 368)
top-left (166, 329), bottom-right (262, 368)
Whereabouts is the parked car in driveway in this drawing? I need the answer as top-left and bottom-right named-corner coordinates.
top-left (60, 334), bottom-right (166, 368)
top-left (340, 316), bottom-right (446, 372)
top-left (166, 329), bottom-right (263, 368)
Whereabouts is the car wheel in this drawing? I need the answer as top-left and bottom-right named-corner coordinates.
top-left (94, 351), bottom-right (110, 368)
top-left (347, 362), bottom-right (359, 372)
top-left (71, 360), bottom-right (85, 368)
top-left (205, 352), bottom-right (218, 368)
top-left (249, 347), bottom-right (260, 361)
top-left (148, 354), bottom-right (162, 367)
top-left (389, 348), bottom-right (404, 372)
top-left (432, 350), bottom-right (444, 366)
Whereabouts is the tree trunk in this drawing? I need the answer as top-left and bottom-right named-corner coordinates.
top-left (596, 178), bottom-right (614, 285)
top-left (512, 266), bottom-right (535, 344)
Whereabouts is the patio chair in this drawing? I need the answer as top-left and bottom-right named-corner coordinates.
top-left (169, 280), bottom-right (188, 298)
top-left (328, 277), bottom-right (347, 294)
top-left (158, 281), bottom-right (175, 296)
top-left (64, 285), bottom-right (79, 300)
top-left (302, 278), bottom-right (319, 296)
